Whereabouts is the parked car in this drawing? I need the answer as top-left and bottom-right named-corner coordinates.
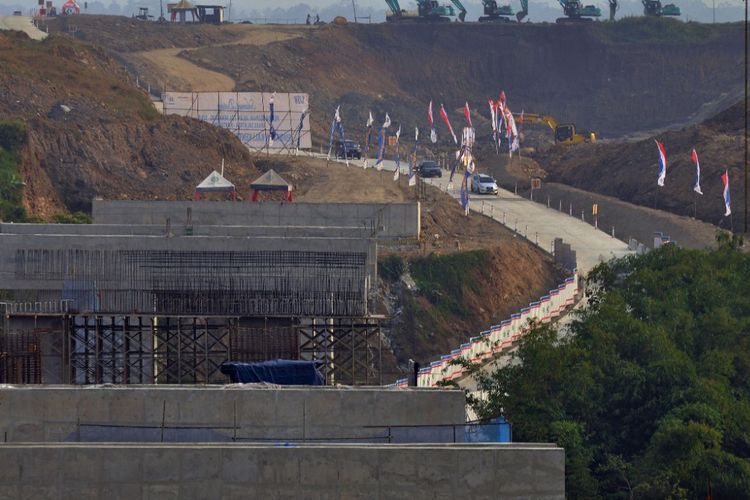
top-left (471, 173), bottom-right (499, 195)
top-left (336, 140), bottom-right (362, 159)
top-left (417, 160), bottom-right (442, 178)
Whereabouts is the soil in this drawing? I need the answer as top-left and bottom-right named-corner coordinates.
top-left (0, 31), bottom-right (259, 216)
top-left (173, 18), bottom-right (743, 141)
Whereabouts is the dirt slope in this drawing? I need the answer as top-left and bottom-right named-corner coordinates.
top-left (177, 18), bottom-right (742, 140)
top-left (536, 100), bottom-right (746, 231)
top-left (0, 31), bottom-right (259, 216)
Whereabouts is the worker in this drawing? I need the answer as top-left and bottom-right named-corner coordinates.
top-left (306, 14), bottom-right (310, 24)
top-left (314, 14), bottom-right (319, 23)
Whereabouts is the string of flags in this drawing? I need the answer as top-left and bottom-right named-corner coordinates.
top-left (329, 94), bottom-right (737, 221)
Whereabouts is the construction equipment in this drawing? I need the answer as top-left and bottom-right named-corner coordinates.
top-left (134, 7), bottom-right (153, 20)
top-left (385, 0), bottom-right (466, 22)
top-left (478, 0), bottom-right (528, 22)
top-left (555, 0), bottom-right (602, 23)
top-left (514, 113), bottom-right (596, 145)
top-left (608, 0), bottom-right (618, 20)
top-left (642, 0), bottom-right (680, 16)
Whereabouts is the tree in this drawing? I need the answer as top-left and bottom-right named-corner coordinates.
top-left (471, 243), bottom-right (750, 498)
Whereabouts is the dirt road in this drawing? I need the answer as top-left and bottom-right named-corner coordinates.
top-left (131, 25), bottom-right (304, 92)
top-left (0, 16), bottom-right (47, 40)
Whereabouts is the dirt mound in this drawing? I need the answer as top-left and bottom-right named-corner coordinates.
top-left (45, 15), bottom-right (243, 52)
top-left (536, 100), bottom-right (746, 230)
top-left (0, 32), bottom-right (258, 217)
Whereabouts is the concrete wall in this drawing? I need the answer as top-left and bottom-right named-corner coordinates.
top-left (0, 442), bottom-right (565, 499)
top-left (92, 200), bottom-right (420, 240)
top-left (0, 233), bottom-right (376, 297)
top-left (0, 223), bottom-right (374, 239)
top-left (0, 386), bottom-right (465, 443)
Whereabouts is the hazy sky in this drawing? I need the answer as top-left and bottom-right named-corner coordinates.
top-left (1, 0), bottom-right (746, 24)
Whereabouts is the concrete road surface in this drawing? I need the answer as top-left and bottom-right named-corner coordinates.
top-left (319, 154), bottom-right (632, 273)
top-left (0, 16), bottom-right (47, 40)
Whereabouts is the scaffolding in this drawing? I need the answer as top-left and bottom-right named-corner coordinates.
top-left (0, 311), bottom-right (382, 385)
top-left (14, 249), bottom-right (369, 317)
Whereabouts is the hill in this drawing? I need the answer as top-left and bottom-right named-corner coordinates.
top-left (72, 16), bottom-right (745, 140)
top-left (536, 100), bottom-right (747, 230)
top-left (0, 30), bottom-right (259, 218)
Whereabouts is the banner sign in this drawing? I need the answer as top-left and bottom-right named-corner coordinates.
top-left (161, 92), bottom-right (311, 151)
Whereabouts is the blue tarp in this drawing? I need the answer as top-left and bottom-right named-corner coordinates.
top-left (221, 360), bottom-right (325, 385)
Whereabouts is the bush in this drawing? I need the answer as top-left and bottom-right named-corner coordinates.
top-left (0, 119), bottom-right (27, 151)
top-left (379, 255), bottom-right (405, 282)
top-left (52, 212), bottom-right (92, 224)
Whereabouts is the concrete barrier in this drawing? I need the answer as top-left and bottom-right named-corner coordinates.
top-left (391, 273), bottom-right (579, 388)
top-left (92, 200), bottom-right (421, 240)
top-left (0, 442), bottom-right (565, 499)
top-left (0, 386), bottom-right (465, 443)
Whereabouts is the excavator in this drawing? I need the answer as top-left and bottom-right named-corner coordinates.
top-left (513, 113), bottom-right (596, 145)
top-left (642, 0), bottom-right (680, 16)
top-left (555, 0), bottom-right (601, 23)
top-left (478, 0), bottom-right (529, 22)
top-left (385, 0), bottom-right (467, 22)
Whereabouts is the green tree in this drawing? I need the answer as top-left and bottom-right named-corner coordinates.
top-left (471, 243), bottom-right (750, 498)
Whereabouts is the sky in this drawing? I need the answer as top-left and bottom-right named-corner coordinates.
top-left (1, 0), bottom-right (746, 24)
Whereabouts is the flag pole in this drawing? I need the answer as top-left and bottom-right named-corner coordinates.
top-left (693, 190), bottom-right (698, 219)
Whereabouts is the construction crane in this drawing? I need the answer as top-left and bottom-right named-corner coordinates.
top-left (608, 0), bottom-right (618, 20)
top-left (642, 0), bottom-right (680, 16)
top-left (478, 0), bottom-right (528, 22)
top-left (514, 113), bottom-right (596, 145)
top-left (555, 0), bottom-right (602, 23)
top-left (385, 0), bottom-right (466, 22)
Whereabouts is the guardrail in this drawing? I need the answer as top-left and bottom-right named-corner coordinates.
top-left (391, 273), bottom-right (579, 388)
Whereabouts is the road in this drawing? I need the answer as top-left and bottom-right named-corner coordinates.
top-left (0, 16), bottom-right (47, 40)
top-left (423, 168), bottom-right (633, 274)
top-left (307, 153), bottom-right (632, 274)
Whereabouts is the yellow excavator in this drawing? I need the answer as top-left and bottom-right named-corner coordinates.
top-left (513, 112), bottom-right (596, 145)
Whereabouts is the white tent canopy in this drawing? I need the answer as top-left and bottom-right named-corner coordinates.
top-left (195, 170), bottom-right (235, 193)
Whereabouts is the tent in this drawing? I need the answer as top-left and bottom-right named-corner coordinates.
top-left (249, 169), bottom-right (293, 202)
top-left (61, 0), bottom-right (81, 14)
top-left (194, 170), bottom-right (236, 200)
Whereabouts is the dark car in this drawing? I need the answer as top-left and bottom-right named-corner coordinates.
top-left (336, 140), bottom-right (362, 160)
top-left (417, 160), bottom-right (442, 178)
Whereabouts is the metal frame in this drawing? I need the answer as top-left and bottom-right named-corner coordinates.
top-left (297, 317), bottom-right (382, 386)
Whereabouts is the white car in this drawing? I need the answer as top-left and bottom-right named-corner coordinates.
top-left (471, 174), bottom-right (499, 195)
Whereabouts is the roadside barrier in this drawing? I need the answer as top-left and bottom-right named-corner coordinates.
top-left (391, 272), bottom-right (579, 388)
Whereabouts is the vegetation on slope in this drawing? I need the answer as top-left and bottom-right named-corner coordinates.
top-left (471, 237), bottom-right (750, 498)
top-left (0, 119), bottom-right (28, 222)
top-left (378, 248), bottom-right (561, 374)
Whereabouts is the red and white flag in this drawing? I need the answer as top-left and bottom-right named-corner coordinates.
top-left (722, 170), bottom-right (731, 216)
top-left (439, 104), bottom-right (458, 145)
top-left (463, 102), bottom-right (473, 128)
top-left (428, 101), bottom-right (437, 143)
top-left (691, 149), bottom-right (703, 195)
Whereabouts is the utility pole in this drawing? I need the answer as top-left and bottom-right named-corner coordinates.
top-left (351, 0), bottom-right (358, 22)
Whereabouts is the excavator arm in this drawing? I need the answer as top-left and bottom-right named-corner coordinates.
top-left (449, 0), bottom-right (468, 21)
top-left (384, 0), bottom-right (403, 16)
top-left (517, 0), bottom-right (528, 20)
top-left (515, 113), bottom-right (558, 130)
